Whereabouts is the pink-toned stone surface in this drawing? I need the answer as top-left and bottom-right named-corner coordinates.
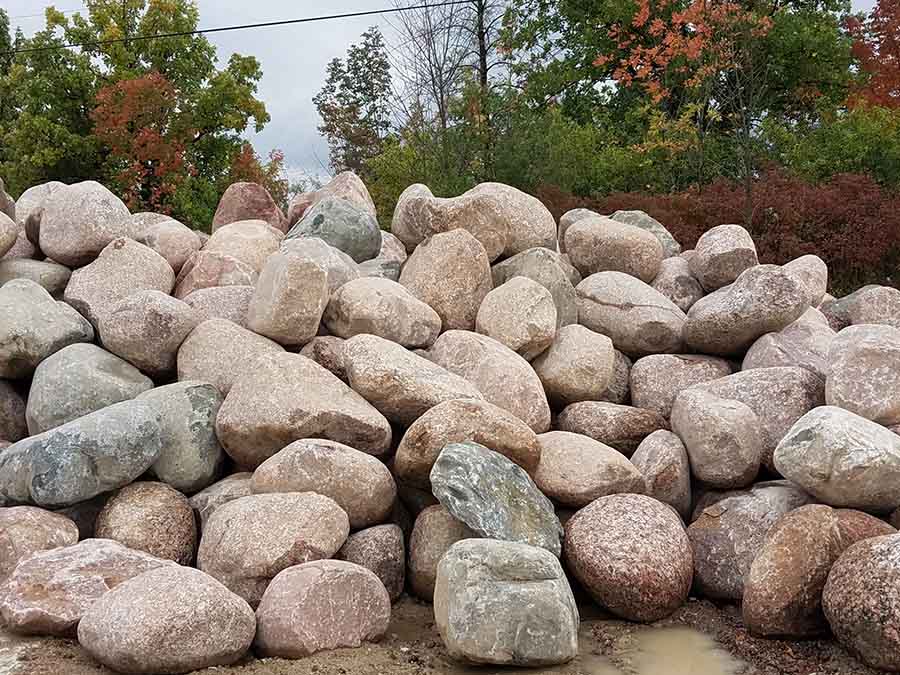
top-left (336, 524), bottom-right (405, 602)
top-left (173, 250), bottom-right (258, 300)
top-left (212, 182), bottom-right (287, 233)
top-left (0, 506), bottom-right (79, 582)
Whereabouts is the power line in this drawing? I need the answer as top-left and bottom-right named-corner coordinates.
top-left (4, 1), bottom-right (472, 56)
top-left (10, 7), bottom-right (84, 20)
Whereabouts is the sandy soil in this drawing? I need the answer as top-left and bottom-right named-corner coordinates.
top-left (0, 596), bottom-right (879, 675)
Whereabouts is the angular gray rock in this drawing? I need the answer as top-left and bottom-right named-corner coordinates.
top-left (610, 209), bottom-right (681, 257)
top-left (630, 354), bottom-right (731, 419)
top-left (689, 223), bottom-right (758, 291)
top-left (492, 247), bottom-right (579, 327)
top-left (284, 196), bottom-right (382, 262)
top-left (0, 400), bottom-right (163, 507)
top-left (430, 442), bottom-right (563, 557)
top-left (475, 276), bottom-right (557, 360)
top-left (434, 539), bottom-right (578, 666)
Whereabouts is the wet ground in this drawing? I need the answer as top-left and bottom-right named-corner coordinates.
top-left (0, 596), bottom-right (879, 675)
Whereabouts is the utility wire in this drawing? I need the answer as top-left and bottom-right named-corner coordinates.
top-left (4, 1), bottom-right (472, 56)
top-left (11, 9), bottom-right (83, 20)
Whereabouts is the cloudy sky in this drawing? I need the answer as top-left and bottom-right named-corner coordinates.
top-left (7, 0), bottom-right (878, 180)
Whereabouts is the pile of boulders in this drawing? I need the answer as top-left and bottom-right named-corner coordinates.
top-left (2, 172), bottom-right (900, 673)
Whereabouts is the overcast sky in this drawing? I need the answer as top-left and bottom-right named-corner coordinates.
top-left (7, 0), bottom-right (879, 180)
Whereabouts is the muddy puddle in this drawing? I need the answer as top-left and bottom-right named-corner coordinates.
top-left (615, 626), bottom-right (746, 674)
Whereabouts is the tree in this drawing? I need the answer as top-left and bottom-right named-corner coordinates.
top-left (847, 0), bottom-right (900, 108)
top-left (313, 27), bottom-right (392, 177)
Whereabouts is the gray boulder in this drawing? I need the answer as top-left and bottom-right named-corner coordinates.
top-left (610, 209), bottom-right (681, 257)
top-left (492, 247), bottom-right (579, 327)
top-left (284, 196), bottom-right (382, 263)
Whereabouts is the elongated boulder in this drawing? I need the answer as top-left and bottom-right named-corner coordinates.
top-left (212, 181), bottom-right (287, 233)
top-left (0, 259), bottom-right (71, 297)
top-left (324, 277), bottom-right (441, 348)
top-left (565, 493), bottom-right (692, 621)
top-left (476, 276), bottom-right (557, 360)
top-left (26, 343), bottom-right (153, 435)
top-left (428, 330), bottom-right (551, 433)
top-left (630, 354), bottom-right (731, 419)
top-left (684, 265), bottom-right (809, 356)
top-left (651, 255), bottom-right (705, 312)
top-left (400, 229), bottom-right (492, 331)
top-left (631, 430), bottom-right (691, 519)
top-left (78, 566), bottom-right (256, 675)
top-left (0, 539), bottom-right (175, 636)
top-left (172, 250), bottom-right (258, 299)
top-left (182, 285), bottom-right (254, 328)
top-left (408, 505), bottom-right (477, 601)
top-left (394, 399), bottom-right (540, 488)
top-left (565, 216), bottom-right (664, 283)
top-left (197, 492), bottom-right (349, 607)
top-left (0, 400), bottom-right (163, 507)
top-left (177, 318), bottom-right (284, 395)
top-left (431, 442), bottom-right (563, 556)
top-left (577, 271), bottom-right (686, 356)
top-left (0, 506), bottom-right (79, 582)
top-left (743, 307), bottom-right (836, 378)
top-left (492, 247), bottom-right (579, 327)
top-left (534, 431), bottom-right (645, 508)
top-left (689, 224), bottom-right (758, 291)
top-left (826, 324), bottom-right (900, 425)
top-left (203, 219), bottom-right (282, 273)
top-left (254, 560), bottom-right (390, 658)
top-left (774, 406), bottom-right (900, 512)
top-left (336, 525), bottom-right (405, 602)
top-left (39, 181), bottom-right (131, 267)
top-left (251, 439), bottom-right (396, 529)
top-left (0, 279), bottom-right (94, 379)
top-left (216, 351), bottom-right (392, 468)
top-left (435, 539), bottom-right (578, 666)
top-left (557, 401), bottom-right (667, 457)
top-left (531, 324), bottom-right (615, 406)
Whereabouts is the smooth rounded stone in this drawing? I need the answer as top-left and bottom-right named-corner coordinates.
top-left (557, 401), bottom-right (667, 457)
top-left (826, 324), bottom-right (900, 425)
top-left (336, 525), bottom-right (405, 602)
top-left (287, 171), bottom-right (378, 225)
top-left (0, 279), bottom-right (94, 379)
top-left (630, 354), bottom-right (731, 419)
top-left (399, 229), bottom-right (492, 331)
top-left (671, 389), bottom-right (762, 489)
top-left (26, 343), bottom-right (154, 435)
top-left (743, 505), bottom-right (847, 638)
top-left (534, 431), bottom-right (645, 508)
top-left (0, 400), bottom-right (163, 507)
top-left (557, 208), bottom-right (596, 254)
top-left (95, 482), bottom-right (196, 565)
top-left (565, 493), bottom-right (692, 621)
top-left (188, 473), bottom-right (252, 530)
top-left (471, 182), bottom-right (556, 256)
top-left (135, 218), bottom-right (202, 273)
top-left (609, 209), bottom-right (682, 258)
top-left (0, 259), bottom-right (70, 296)
top-left (774, 406), bottom-right (900, 512)
top-left (491, 247), bottom-right (579, 327)
top-left (694, 366), bottom-right (825, 471)
top-left (38, 181), bottom-right (131, 267)
top-left (198, 492), bottom-right (349, 607)
top-left (531, 325), bottom-right (615, 407)
top-left (181, 285), bottom-right (254, 328)
top-left (601, 349), bottom-right (632, 404)
top-left (136, 382), bottom-right (224, 493)
top-left (836, 509), bottom-right (897, 545)
top-left (631, 430), bottom-right (691, 519)
top-left (251, 439), bottom-right (396, 530)
top-left (577, 271), bottom-right (686, 356)
top-left (743, 307), bottom-right (836, 378)
top-left (254, 559), bottom-right (390, 658)
top-left (16, 181), bottom-right (65, 245)
top-left (247, 247), bottom-right (329, 347)
top-left (216, 351), bottom-right (392, 468)
top-left (284, 196), bottom-right (381, 263)
top-left (651, 255), bottom-right (705, 312)
top-left (172, 250), bottom-right (258, 299)
top-left (687, 482), bottom-right (815, 600)
top-left (689, 223), bottom-right (758, 291)
top-left (847, 284), bottom-right (900, 328)
top-left (99, 291), bottom-right (198, 375)
top-left (324, 277), bottom-right (441, 348)
top-left (475, 276), bottom-right (557, 360)
top-left (177, 318), bottom-right (284, 395)
top-left (343, 334), bottom-right (483, 426)
top-left (1, 228), bottom-right (37, 261)
top-left (685, 264), bottom-right (809, 356)
top-left (203, 219), bottom-right (282, 274)
top-left (0, 380), bottom-right (26, 442)
top-left (394, 399), bottom-right (540, 489)
top-left (435, 539), bottom-right (578, 666)
top-left (0, 213), bottom-right (17, 258)
top-left (0, 539), bottom-right (175, 636)
top-left (823, 534), bottom-right (900, 671)
top-left (79, 566), bottom-right (255, 675)
top-left (0, 507), bottom-right (79, 582)
top-left (408, 505), bottom-right (477, 601)
top-left (565, 216), bottom-right (664, 283)
top-left (212, 181), bottom-right (287, 233)
top-left (64, 238), bottom-right (175, 329)
top-left (299, 336), bottom-right (347, 381)
top-left (428, 330), bottom-right (551, 433)
top-left (430, 442), bottom-right (563, 557)
top-left (783, 254), bottom-right (828, 307)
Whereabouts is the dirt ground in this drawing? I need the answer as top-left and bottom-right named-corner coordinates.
top-left (0, 596), bottom-right (879, 675)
